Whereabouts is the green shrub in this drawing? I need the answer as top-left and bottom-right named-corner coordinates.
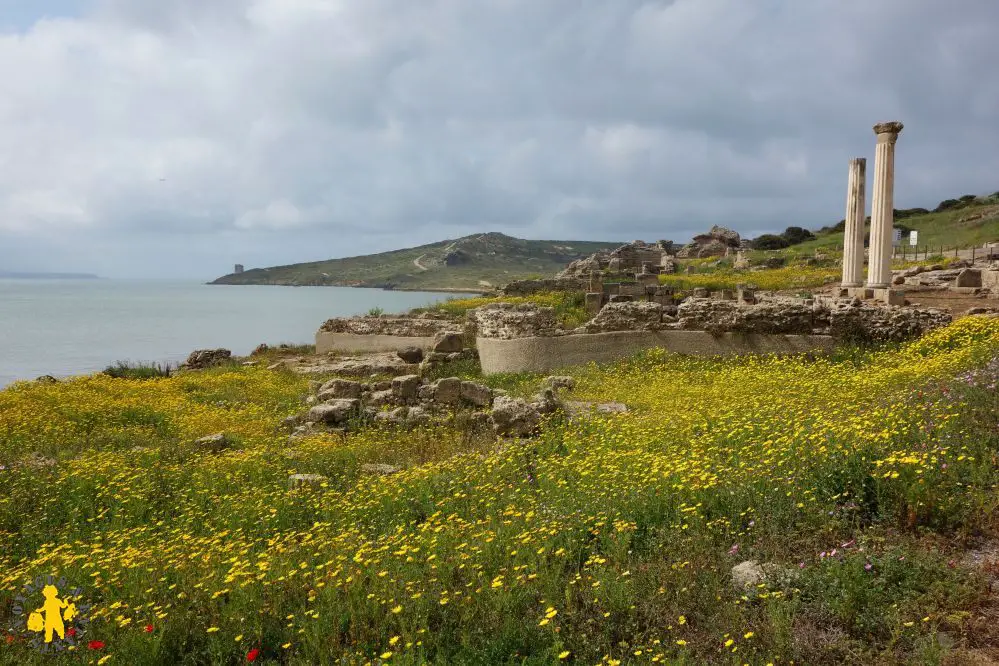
top-left (103, 361), bottom-right (174, 380)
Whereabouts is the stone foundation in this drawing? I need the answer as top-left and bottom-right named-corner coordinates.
top-left (315, 332), bottom-right (439, 355)
top-left (477, 331), bottom-right (837, 374)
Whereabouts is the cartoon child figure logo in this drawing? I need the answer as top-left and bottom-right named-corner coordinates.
top-left (11, 575), bottom-right (91, 654)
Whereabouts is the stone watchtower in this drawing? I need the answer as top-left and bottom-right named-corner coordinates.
top-left (234, 264), bottom-right (244, 274)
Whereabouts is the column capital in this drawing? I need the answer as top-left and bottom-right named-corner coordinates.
top-left (873, 121), bottom-right (903, 137)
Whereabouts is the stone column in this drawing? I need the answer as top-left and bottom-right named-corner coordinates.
top-left (841, 158), bottom-right (866, 287)
top-left (865, 121), bottom-right (903, 289)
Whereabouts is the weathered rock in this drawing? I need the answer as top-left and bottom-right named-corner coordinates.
top-left (491, 396), bottom-right (542, 437)
top-left (35, 375), bottom-right (58, 383)
top-left (397, 346), bottom-right (424, 364)
top-left (677, 299), bottom-right (816, 335)
top-left (827, 300), bottom-right (952, 342)
top-left (185, 348), bottom-right (232, 369)
top-left (360, 463), bottom-right (402, 475)
top-left (318, 379), bottom-right (363, 400)
top-left (471, 303), bottom-right (560, 339)
top-left (532, 388), bottom-right (562, 415)
top-left (307, 399), bottom-right (361, 425)
top-left (955, 268), bottom-right (983, 288)
top-left (295, 353), bottom-right (413, 377)
top-left (288, 473), bottom-right (327, 490)
top-left (194, 433), bottom-right (231, 453)
top-left (267, 362), bottom-right (283, 370)
top-left (460, 381), bottom-right (493, 407)
top-left (579, 302), bottom-right (667, 333)
top-left (406, 405), bottom-right (432, 426)
top-left (696, 239), bottom-right (729, 258)
top-left (281, 414), bottom-right (303, 430)
top-left (417, 384), bottom-right (435, 401)
top-left (373, 407), bottom-right (408, 425)
top-left (731, 560), bottom-right (766, 589)
top-left (432, 332), bottom-right (464, 353)
top-left (543, 376), bottom-right (576, 391)
top-left (251, 343), bottom-right (270, 355)
top-left (391, 374), bottom-right (421, 400)
top-left (432, 377), bottom-right (462, 405)
top-left (368, 389), bottom-right (395, 408)
top-left (565, 401), bottom-right (629, 416)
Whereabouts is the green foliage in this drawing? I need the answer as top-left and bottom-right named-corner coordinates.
top-left (103, 360), bottom-right (174, 380)
top-left (366, 307), bottom-right (385, 317)
top-left (752, 234), bottom-right (791, 250)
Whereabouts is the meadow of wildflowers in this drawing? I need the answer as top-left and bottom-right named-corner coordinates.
top-left (1, 316), bottom-right (999, 664)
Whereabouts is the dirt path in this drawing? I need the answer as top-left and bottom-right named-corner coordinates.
top-left (413, 255), bottom-right (428, 271)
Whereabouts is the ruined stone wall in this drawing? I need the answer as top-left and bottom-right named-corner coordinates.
top-left (477, 331), bottom-right (837, 374)
top-left (318, 315), bottom-right (455, 336)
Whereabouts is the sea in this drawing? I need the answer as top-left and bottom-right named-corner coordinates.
top-left (0, 279), bottom-right (474, 388)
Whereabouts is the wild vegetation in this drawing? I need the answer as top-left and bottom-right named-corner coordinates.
top-left (2, 317), bottom-right (999, 664)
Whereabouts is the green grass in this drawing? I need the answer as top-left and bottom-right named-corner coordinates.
top-left (102, 361), bottom-right (175, 380)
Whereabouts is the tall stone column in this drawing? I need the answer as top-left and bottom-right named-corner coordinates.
top-left (841, 158), bottom-right (866, 287)
top-left (865, 121), bottom-right (903, 289)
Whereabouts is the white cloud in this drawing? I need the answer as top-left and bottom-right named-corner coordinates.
top-left (0, 0), bottom-right (997, 277)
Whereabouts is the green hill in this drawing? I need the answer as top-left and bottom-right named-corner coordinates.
top-left (210, 232), bottom-right (621, 291)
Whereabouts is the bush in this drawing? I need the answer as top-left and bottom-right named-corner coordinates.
top-left (781, 226), bottom-right (816, 245)
top-left (934, 198), bottom-right (962, 212)
top-left (103, 361), bottom-right (174, 380)
top-left (752, 234), bottom-right (790, 250)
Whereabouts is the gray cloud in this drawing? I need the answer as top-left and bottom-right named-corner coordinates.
top-left (1, 0), bottom-right (998, 278)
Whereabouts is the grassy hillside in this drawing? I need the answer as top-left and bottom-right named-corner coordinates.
top-left (764, 198), bottom-right (999, 261)
top-left (211, 232), bottom-right (620, 291)
top-left (2, 318), bottom-right (999, 663)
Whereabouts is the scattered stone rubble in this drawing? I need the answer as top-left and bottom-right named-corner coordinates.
top-left (558, 240), bottom-right (677, 279)
top-left (470, 303), bottom-right (561, 339)
top-left (286, 374), bottom-right (584, 440)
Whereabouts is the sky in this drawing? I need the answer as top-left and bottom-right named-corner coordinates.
top-left (1, 0), bottom-right (997, 280)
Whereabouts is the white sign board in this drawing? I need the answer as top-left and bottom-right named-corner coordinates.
top-left (892, 228), bottom-right (902, 246)
top-left (909, 230), bottom-right (918, 246)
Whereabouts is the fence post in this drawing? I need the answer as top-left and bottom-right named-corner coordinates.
top-left (972, 246), bottom-right (976, 263)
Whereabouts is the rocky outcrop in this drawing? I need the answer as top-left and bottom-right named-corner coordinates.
top-left (185, 348), bottom-right (232, 369)
top-left (677, 226), bottom-right (741, 259)
top-left (490, 396), bottom-right (541, 437)
top-left (471, 303), bottom-right (561, 339)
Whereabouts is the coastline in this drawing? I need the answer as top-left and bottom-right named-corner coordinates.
top-left (206, 282), bottom-right (492, 296)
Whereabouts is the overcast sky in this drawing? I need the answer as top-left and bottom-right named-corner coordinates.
top-left (1, 0), bottom-right (997, 279)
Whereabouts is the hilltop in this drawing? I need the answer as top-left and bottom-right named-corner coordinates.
top-left (210, 232), bottom-right (620, 291)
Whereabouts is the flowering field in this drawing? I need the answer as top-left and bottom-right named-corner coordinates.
top-left (2, 317), bottom-right (999, 664)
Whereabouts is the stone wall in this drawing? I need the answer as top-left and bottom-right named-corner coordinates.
top-left (477, 330), bottom-right (837, 374)
top-left (318, 314), bottom-right (456, 336)
top-left (470, 303), bottom-right (561, 339)
top-left (315, 333), bottom-right (440, 355)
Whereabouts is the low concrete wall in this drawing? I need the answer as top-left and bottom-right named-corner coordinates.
top-left (316, 332), bottom-right (437, 355)
top-left (477, 330), bottom-right (837, 374)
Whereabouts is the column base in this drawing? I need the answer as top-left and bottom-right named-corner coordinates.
top-left (865, 282), bottom-right (890, 290)
top-left (841, 282), bottom-right (862, 288)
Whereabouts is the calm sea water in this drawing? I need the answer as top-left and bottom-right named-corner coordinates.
top-left (0, 280), bottom-right (472, 387)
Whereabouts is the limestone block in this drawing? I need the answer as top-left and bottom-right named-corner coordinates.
top-left (194, 433), bottom-right (231, 453)
top-left (955, 268), bottom-right (983, 288)
top-left (318, 379), bottom-right (363, 400)
top-left (432, 332), bottom-right (464, 353)
top-left (307, 399), bottom-right (361, 425)
top-left (490, 396), bottom-right (541, 437)
top-left (460, 381), bottom-right (493, 407)
top-left (585, 292), bottom-right (603, 315)
top-left (397, 347), bottom-right (424, 364)
top-left (432, 377), bottom-right (462, 404)
top-left (391, 374), bottom-right (421, 400)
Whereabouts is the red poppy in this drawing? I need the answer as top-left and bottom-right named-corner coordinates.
top-left (247, 647), bottom-right (260, 662)
top-left (144, 624), bottom-right (154, 633)
top-left (67, 627), bottom-right (77, 637)
top-left (88, 640), bottom-right (105, 650)
top-left (4, 634), bottom-right (14, 644)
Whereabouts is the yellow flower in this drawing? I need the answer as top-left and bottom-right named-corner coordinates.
top-left (380, 651), bottom-right (393, 659)
top-left (558, 651), bottom-right (570, 659)
top-left (206, 627), bottom-right (219, 633)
